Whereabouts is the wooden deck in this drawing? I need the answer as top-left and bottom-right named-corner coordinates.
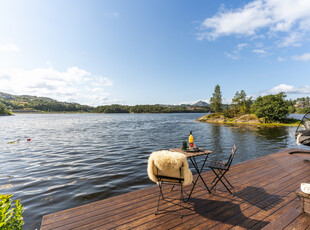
top-left (41, 148), bottom-right (310, 230)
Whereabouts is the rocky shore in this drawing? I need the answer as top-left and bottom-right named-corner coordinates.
top-left (197, 113), bottom-right (299, 126)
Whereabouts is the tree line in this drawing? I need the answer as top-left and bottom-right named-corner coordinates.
top-left (0, 92), bottom-right (211, 114)
top-left (1, 89), bottom-right (309, 118)
top-left (209, 84), bottom-right (309, 123)
top-left (93, 104), bottom-right (211, 113)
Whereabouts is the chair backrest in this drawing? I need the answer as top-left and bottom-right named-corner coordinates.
top-left (296, 111), bottom-right (310, 133)
top-left (305, 120), bottom-right (310, 130)
top-left (155, 163), bottom-right (184, 184)
top-left (147, 150), bottom-right (193, 186)
top-left (225, 144), bottom-right (237, 168)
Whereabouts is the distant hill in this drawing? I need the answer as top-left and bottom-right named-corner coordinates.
top-left (0, 92), bottom-right (94, 112)
top-left (0, 92), bottom-right (212, 114)
top-left (193, 100), bottom-right (209, 107)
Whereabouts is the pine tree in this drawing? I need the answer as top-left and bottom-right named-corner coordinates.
top-left (210, 85), bottom-right (222, 112)
top-left (232, 90), bottom-right (252, 114)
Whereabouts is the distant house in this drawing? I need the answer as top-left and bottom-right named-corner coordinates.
top-left (295, 101), bottom-right (307, 108)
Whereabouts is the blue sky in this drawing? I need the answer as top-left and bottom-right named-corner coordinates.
top-left (0, 0), bottom-right (310, 106)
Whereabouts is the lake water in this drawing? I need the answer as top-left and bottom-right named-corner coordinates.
top-left (0, 113), bottom-right (307, 229)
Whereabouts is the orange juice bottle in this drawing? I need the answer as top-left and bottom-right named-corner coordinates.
top-left (189, 131), bottom-right (194, 147)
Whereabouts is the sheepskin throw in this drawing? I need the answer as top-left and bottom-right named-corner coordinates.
top-left (147, 150), bottom-right (193, 186)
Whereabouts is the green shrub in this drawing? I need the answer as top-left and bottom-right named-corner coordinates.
top-left (0, 194), bottom-right (24, 230)
top-left (223, 108), bottom-right (238, 118)
top-left (252, 93), bottom-right (289, 123)
top-left (0, 101), bottom-right (11, 115)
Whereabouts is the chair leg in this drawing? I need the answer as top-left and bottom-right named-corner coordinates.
top-left (210, 168), bottom-right (234, 195)
top-left (155, 182), bottom-right (185, 218)
top-left (216, 169), bottom-right (233, 188)
top-left (156, 182), bottom-right (164, 215)
top-left (155, 189), bottom-right (161, 215)
top-left (179, 184), bottom-right (184, 218)
top-left (159, 182), bottom-right (164, 199)
top-left (222, 174), bottom-right (234, 190)
top-left (217, 171), bottom-right (234, 195)
top-left (210, 168), bottom-right (222, 190)
top-left (211, 169), bottom-right (222, 184)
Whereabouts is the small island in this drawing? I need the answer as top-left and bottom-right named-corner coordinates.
top-left (197, 113), bottom-right (299, 126)
top-left (198, 85), bottom-right (303, 126)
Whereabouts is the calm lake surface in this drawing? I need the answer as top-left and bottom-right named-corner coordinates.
top-left (0, 113), bottom-right (307, 229)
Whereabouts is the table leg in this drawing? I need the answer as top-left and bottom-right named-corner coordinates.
top-left (187, 155), bottom-right (210, 201)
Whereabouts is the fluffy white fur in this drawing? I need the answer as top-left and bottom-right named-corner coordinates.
top-left (147, 150), bottom-right (193, 186)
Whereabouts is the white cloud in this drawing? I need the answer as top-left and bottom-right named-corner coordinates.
top-left (225, 43), bottom-right (249, 60)
top-left (0, 66), bottom-right (117, 106)
top-left (291, 53), bottom-right (310, 61)
top-left (199, 0), bottom-right (271, 40)
top-left (278, 57), bottom-right (285, 62)
top-left (253, 49), bottom-right (266, 54)
top-left (222, 98), bottom-right (232, 104)
top-left (278, 32), bottom-right (302, 47)
top-left (0, 43), bottom-right (19, 52)
top-left (179, 99), bottom-right (210, 105)
top-left (237, 43), bottom-right (248, 50)
top-left (224, 52), bottom-right (239, 60)
top-left (179, 100), bottom-right (197, 105)
top-left (255, 42), bottom-right (264, 48)
top-left (269, 84), bottom-right (310, 94)
top-left (198, 0), bottom-right (310, 46)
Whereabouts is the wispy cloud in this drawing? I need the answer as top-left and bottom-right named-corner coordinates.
top-left (0, 66), bottom-right (118, 106)
top-left (278, 32), bottom-right (302, 47)
top-left (269, 84), bottom-right (310, 94)
top-left (291, 53), bottom-right (310, 61)
top-left (224, 52), bottom-right (239, 60)
top-left (237, 43), bottom-right (248, 50)
top-left (0, 43), bottom-right (19, 52)
top-left (253, 49), bottom-right (266, 54)
top-left (198, 0), bottom-right (310, 47)
top-left (225, 43), bottom-right (248, 60)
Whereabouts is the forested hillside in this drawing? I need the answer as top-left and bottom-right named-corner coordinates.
top-left (0, 92), bottom-right (211, 114)
top-left (93, 104), bottom-right (211, 113)
top-left (0, 92), bottom-right (93, 112)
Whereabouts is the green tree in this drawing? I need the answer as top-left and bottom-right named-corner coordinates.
top-left (0, 194), bottom-right (24, 230)
top-left (252, 93), bottom-right (289, 123)
top-left (0, 101), bottom-right (11, 115)
top-left (210, 85), bottom-right (222, 112)
top-left (231, 90), bottom-right (252, 114)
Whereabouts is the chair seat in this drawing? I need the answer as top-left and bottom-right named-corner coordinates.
top-left (208, 160), bottom-right (228, 170)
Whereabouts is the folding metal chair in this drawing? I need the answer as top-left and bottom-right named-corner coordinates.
top-left (208, 144), bottom-right (237, 195)
top-left (154, 166), bottom-right (185, 217)
top-left (147, 150), bottom-right (193, 218)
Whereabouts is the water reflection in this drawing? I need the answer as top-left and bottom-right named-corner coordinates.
top-left (210, 124), bottom-right (224, 155)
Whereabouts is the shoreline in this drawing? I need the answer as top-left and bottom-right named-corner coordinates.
top-left (197, 119), bottom-right (299, 127)
top-left (197, 113), bottom-right (300, 127)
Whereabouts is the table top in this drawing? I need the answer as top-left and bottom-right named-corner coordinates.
top-left (170, 148), bottom-right (213, 158)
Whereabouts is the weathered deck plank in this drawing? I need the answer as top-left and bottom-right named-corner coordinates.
top-left (41, 148), bottom-right (310, 230)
